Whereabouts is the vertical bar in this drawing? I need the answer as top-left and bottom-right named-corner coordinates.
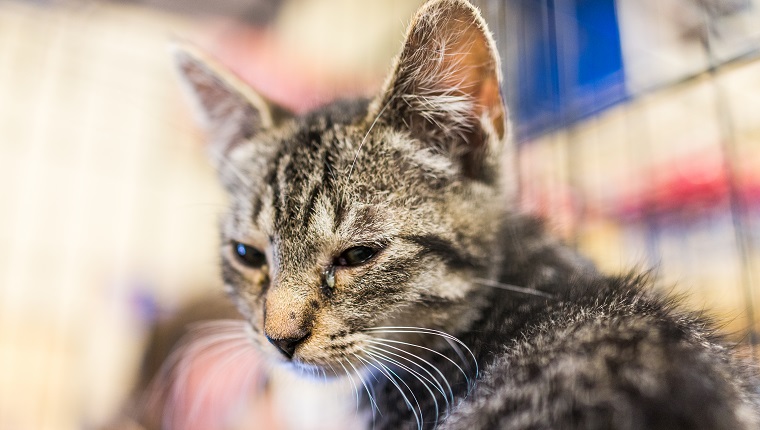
top-left (701, 8), bottom-right (758, 355)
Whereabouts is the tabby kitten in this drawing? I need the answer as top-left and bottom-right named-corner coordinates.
top-left (173, 0), bottom-right (760, 428)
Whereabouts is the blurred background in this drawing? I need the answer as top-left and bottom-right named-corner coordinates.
top-left (0, 0), bottom-right (758, 428)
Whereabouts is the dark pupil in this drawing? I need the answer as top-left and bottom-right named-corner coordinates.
top-left (337, 246), bottom-right (376, 266)
top-left (233, 242), bottom-right (266, 268)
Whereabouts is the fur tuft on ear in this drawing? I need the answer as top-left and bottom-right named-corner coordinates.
top-left (371, 0), bottom-right (507, 182)
top-left (171, 43), bottom-right (288, 160)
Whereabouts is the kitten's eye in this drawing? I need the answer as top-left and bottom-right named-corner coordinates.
top-left (336, 246), bottom-right (377, 267)
top-left (232, 242), bottom-right (266, 268)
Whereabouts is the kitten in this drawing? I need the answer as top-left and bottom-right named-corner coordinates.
top-left (172, 0), bottom-right (760, 428)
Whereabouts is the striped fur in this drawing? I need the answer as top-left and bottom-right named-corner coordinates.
top-left (174, 0), bottom-right (760, 428)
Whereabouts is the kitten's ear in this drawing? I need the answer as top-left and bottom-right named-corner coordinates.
top-left (373, 0), bottom-right (507, 181)
top-left (172, 44), bottom-right (288, 158)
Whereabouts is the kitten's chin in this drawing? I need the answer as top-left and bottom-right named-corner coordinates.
top-left (258, 343), bottom-right (349, 379)
top-left (275, 358), bottom-right (347, 380)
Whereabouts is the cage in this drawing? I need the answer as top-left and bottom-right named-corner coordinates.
top-left (0, 0), bottom-right (758, 428)
top-left (474, 0), bottom-right (760, 347)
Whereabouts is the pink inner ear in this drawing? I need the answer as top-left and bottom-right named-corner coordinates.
top-left (478, 75), bottom-right (506, 139)
top-left (378, 1), bottom-right (508, 180)
top-left (398, 1), bottom-right (507, 146)
top-left (439, 15), bottom-right (506, 140)
top-left (177, 53), bottom-right (240, 126)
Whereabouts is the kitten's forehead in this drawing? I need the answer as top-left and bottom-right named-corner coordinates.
top-left (223, 107), bottom-right (384, 239)
top-left (221, 94), bottom-right (486, 279)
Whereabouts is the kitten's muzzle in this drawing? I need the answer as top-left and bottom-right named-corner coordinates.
top-left (263, 284), bottom-right (315, 359)
top-left (266, 332), bottom-right (310, 359)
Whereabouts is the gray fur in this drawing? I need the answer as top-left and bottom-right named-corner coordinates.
top-left (174, 0), bottom-right (760, 428)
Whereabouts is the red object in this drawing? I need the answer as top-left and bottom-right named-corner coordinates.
top-left (615, 150), bottom-right (759, 221)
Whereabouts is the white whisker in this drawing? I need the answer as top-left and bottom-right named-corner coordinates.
top-left (472, 278), bottom-right (555, 299)
top-left (185, 346), bottom-right (257, 426)
top-left (344, 96), bottom-right (394, 200)
top-left (366, 337), bottom-right (470, 391)
top-left (365, 348), bottom-right (442, 427)
top-left (347, 355), bottom-right (380, 420)
top-left (165, 338), bottom-right (247, 428)
top-left (442, 337), bottom-right (474, 384)
top-left (367, 326), bottom-right (478, 377)
top-left (337, 360), bottom-right (360, 413)
top-left (367, 340), bottom-right (455, 405)
top-left (356, 353), bottom-right (423, 430)
top-left (365, 343), bottom-right (451, 405)
top-left (146, 320), bottom-right (258, 430)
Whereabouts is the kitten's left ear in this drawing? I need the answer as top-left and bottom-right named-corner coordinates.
top-left (172, 44), bottom-right (289, 160)
top-left (372, 0), bottom-right (507, 181)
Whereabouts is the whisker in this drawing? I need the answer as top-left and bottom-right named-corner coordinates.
top-left (322, 363), bottom-right (340, 414)
top-left (367, 340), bottom-right (455, 406)
top-left (147, 320), bottom-right (257, 430)
top-left (170, 336), bottom-right (251, 389)
top-left (347, 355), bottom-right (381, 420)
top-left (173, 345), bottom-right (256, 428)
top-left (366, 337), bottom-right (472, 392)
top-left (324, 361), bottom-right (337, 383)
top-left (337, 360), bottom-right (360, 413)
top-left (365, 348), bottom-right (442, 427)
top-left (180, 336), bottom-right (251, 360)
top-left (365, 343), bottom-right (451, 406)
top-left (185, 346), bottom-right (257, 427)
top-left (366, 327), bottom-right (478, 378)
top-left (472, 278), bottom-right (555, 299)
top-left (441, 337), bottom-right (474, 384)
top-left (356, 353), bottom-right (423, 430)
top-left (344, 96), bottom-right (394, 199)
top-left (165, 340), bottom-right (249, 428)
top-left (240, 347), bottom-right (265, 399)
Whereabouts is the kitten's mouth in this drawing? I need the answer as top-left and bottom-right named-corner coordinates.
top-left (259, 332), bottom-right (372, 380)
top-left (257, 333), bottom-right (352, 373)
top-left (271, 354), bottom-right (350, 380)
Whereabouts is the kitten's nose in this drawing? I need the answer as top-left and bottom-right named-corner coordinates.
top-left (266, 333), bottom-right (309, 359)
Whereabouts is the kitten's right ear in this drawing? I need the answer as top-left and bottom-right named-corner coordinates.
top-left (371, 0), bottom-right (508, 183)
top-left (172, 44), bottom-right (287, 157)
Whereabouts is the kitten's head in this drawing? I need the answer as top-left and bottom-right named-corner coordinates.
top-left (175, 0), bottom-right (512, 371)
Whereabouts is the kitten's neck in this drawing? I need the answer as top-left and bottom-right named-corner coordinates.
top-left (368, 214), bottom-right (597, 429)
top-left (460, 213), bottom-right (597, 361)
top-left (496, 213), bottom-right (597, 291)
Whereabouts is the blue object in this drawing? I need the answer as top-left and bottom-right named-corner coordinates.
top-left (507, 0), bottom-right (627, 140)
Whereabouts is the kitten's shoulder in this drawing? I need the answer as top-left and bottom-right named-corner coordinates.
top-left (448, 274), bottom-right (760, 430)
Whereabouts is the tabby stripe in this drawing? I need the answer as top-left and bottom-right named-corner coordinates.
top-left (255, 146), bottom-right (285, 223)
top-left (301, 142), bottom-right (330, 228)
top-left (351, 259), bottom-right (417, 303)
top-left (333, 196), bottom-right (347, 228)
top-left (272, 151), bottom-right (292, 225)
top-left (322, 147), bottom-right (336, 193)
top-left (270, 170), bottom-right (282, 223)
top-left (300, 183), bottom-right (320, 228)
top-left (401, 234), bottom-right (477, 269)
top-left (281, 153), bottom-right (300, 222)
top-left (252, 167), bottom-right (276, 222)
top-left (251, 196), bottom-right (263, 224)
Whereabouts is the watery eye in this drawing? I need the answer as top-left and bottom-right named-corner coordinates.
top-left (232, 242), bottom-right (266, 268)
top-left (336, 246), bottom-right (377, 267)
